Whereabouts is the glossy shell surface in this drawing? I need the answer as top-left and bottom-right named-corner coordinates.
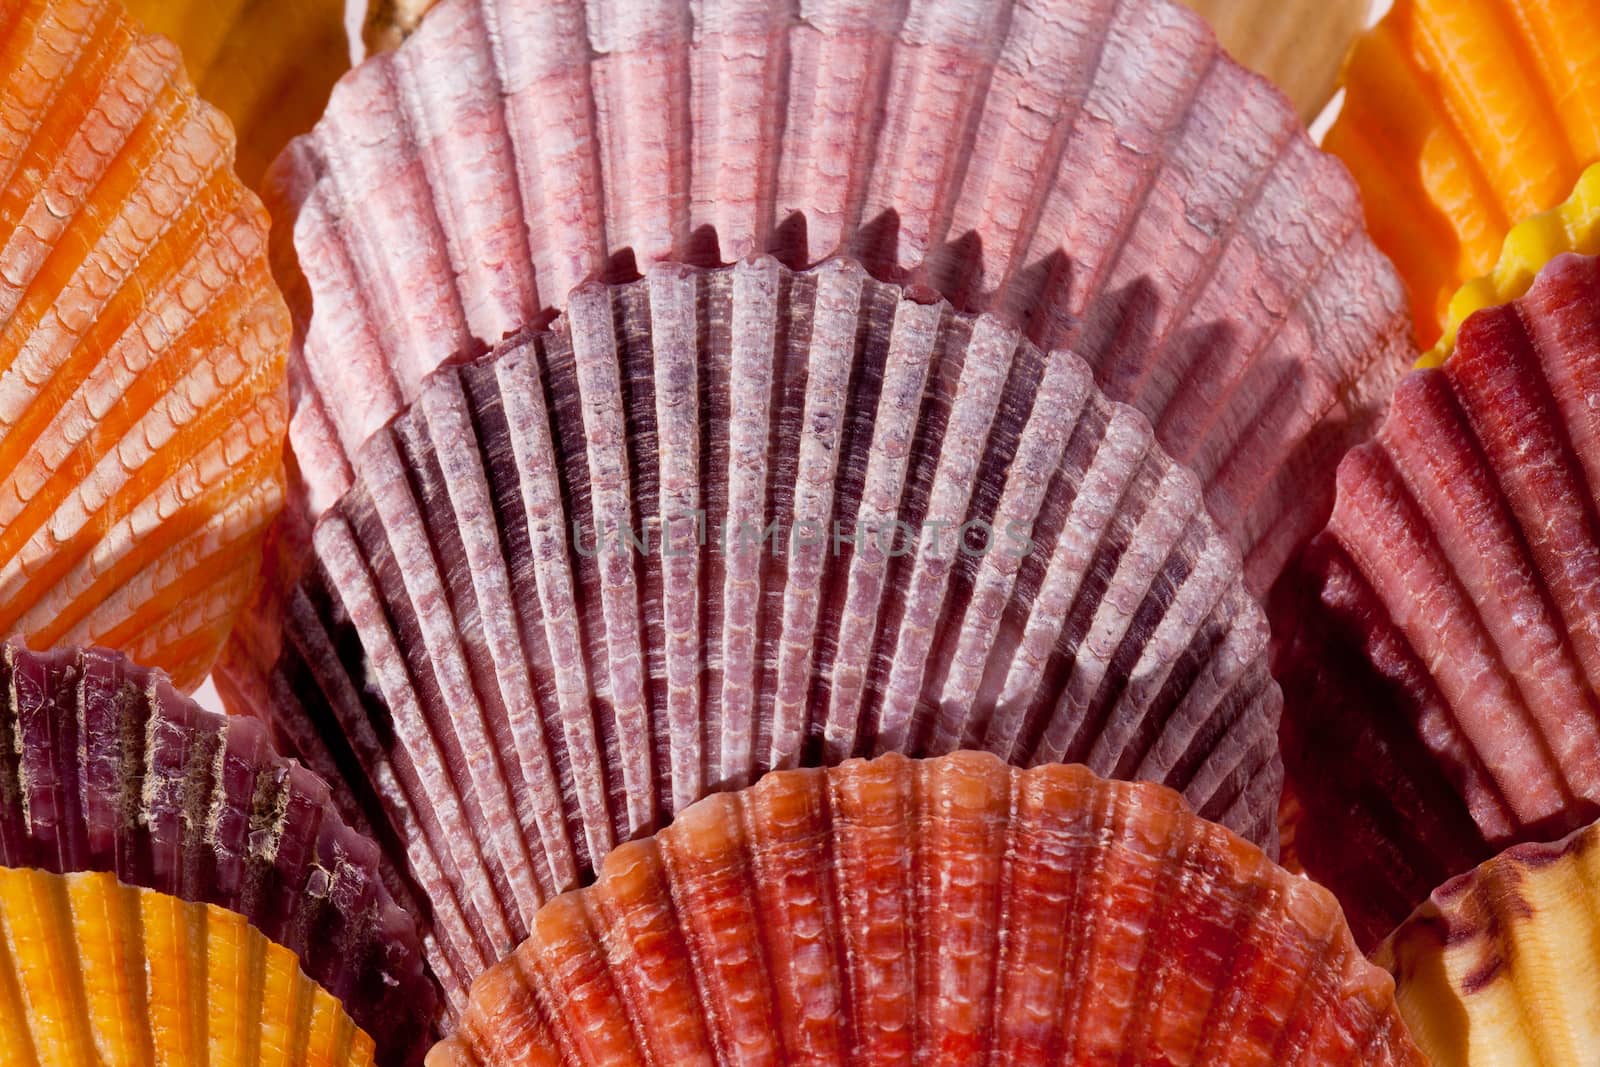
top-left (0, 642), bottom-right (434, 1065)
top-left (1275, 251), bottom-right (1600, 947)
top-left (1328, 0), bottom-right (1600, 347)
top-left (0, 0), bottom-right (290, 691)
top-left (0, 866), bottom-right (376, 1066)
top-left (1379, 818), bottom-right (1600, 1066)
top-left (269, 257), bottom-right (1283, 1011)
top-left (431, 752), bottom-right (1422, 1066)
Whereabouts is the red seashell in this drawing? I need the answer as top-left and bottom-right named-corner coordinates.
top-left (430, 752), bottom-right (1423, 1066)
top-left (266, 257), bottom-right (1283, 1011)
top-left (1275, 251), bottom-right (1600, 948)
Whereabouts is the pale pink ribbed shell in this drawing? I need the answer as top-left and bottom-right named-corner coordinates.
top-left (268, 257), bottom-right (1281, 1011)
top-left (223, 0), bottom-right (1412, 714)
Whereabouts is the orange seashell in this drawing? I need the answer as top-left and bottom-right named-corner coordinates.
top-left (1327, 0), bottom-right (1600, 348)
top-left (123, 0), bottom-right (353, 187)
top-left (429, 752), bottom-right (1423, 1066)
top-left (0, 641), bottom-right (435, 1065)
top-left (0, 0), bottom-right (291, 691)
top-left (1378, 817), bottom-right (1600, 1066)
top-left (0, 866), bottom-right (376, 1066)
top-left (1274, 251), bottom-right (1600, 948)
top-left (225, 0), bottom-right (1413, 718)
top-left (267, 256), bottom-right (1283, 1012)
top-left (1179, 0), bottom-right (1367, 122)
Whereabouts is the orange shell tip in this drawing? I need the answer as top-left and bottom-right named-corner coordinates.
top-left (0, 0), bottom-right (291, 691)
top-left (1329, 0), bottom-right (1600, 347)
top-left (0, 867), bottom-right (377, 1066)
top-left (433, 754), bottom-right (1424, 1066)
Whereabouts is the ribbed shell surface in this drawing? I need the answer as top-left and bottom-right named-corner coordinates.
top-left (268, 257), bottom-right (1282, 1012)
top-left (1379, 818), bottom-right (1600, 1067)
top-left (0, 0), bottom-right (291, 692)
top-left (0, 642), bottom-right (434, 1065)
top-left (429, 752), bottom-right (1423, 1067)
top-left (1274, 251), bottom-right (1600, 948)
top-left (0, 867), bottom-right (377, 1066)
top-left (255, 0), bottom-right (1409, 639)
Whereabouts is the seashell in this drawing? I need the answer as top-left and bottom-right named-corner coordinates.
top-left (429, 752), bottom-right (1424, 1066)
top-left (0, 641), bottom-right (435, 1065)
top-left (1178, 0), bottom-right (1367, 122)
top-left (253, 0), bottom-right (1411, 635)
top-left (1327, 0), bottom-right (1600, 347)
top-left (1423, 162), bottom-right (1600, 367)
top-left (0, 0), bottom-right (291, 692)
top-left (1272, 251), bottom-right (1600, 949)
top-left (0, 866), bottom-right (377, 1066)
top-left (268, 256), bottom-right (1283, 1011)
top-left (124, 0), bottom-right (352, 186)
top-left (350, 0), bottom-right (436, 55)
top-left (1377, 817), bottom-right (1600, 1066)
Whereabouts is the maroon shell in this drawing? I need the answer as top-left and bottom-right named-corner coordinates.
top-left (222, 0), bottom-right (1412, 719)
top-left (1275, 252), bottom-right (1600, 949)
top-left (0, 641), bottom-right (435, 1066)
top-left (268, 257), bottom-right (1282, 1011)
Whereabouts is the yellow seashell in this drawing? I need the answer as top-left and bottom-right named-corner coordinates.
top-left (1378, 820), bottom-right (1600, 1066)
top-left (0, 867), bottom-right (375, 1066)
top-left (122, 0), bottom-right (352, 187)
top-left (1422, 162), bottom-right (1600, 367)
top-left (1180, 0), bottom-right (1367, 122)
top-left (1328, 0), bottom-right (1600, 348)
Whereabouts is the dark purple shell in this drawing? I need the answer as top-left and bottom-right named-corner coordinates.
top-left (0, 641), bottom-right (435, 1066)
top-left (268, 256), bottom-right (1282, 1010)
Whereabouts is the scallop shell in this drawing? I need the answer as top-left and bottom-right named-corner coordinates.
top-left (1273, 251), bottom-right (1600, 948)
top-left (123, 0), bottom-right (352, 186)
top-left (430, 752), bottom-right (1423, 1067)
top-left (1327, 0), bottom-right (1600, 347)
top-left (0, 641), bottom-right (434, 1065)
top-left (1179, 0), bottom-right (1367, 122)
top-left (0, 0), bottom-right (291, 692)
top-left (1423, 162), bottom-right (1600, 367)
top-left (1377, 817), bottom-right (1600, 1066)
top-left (258, 0), bottom-right (1410, 613)
top-left (0, 866), bottom-right (376, 1066)
top-left (268, 256), bottom-right (1283, 1011)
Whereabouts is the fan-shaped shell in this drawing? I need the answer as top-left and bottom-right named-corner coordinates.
top-left (268, 256), bottom-right (1282, 1011)
top-left (0, 0), bottom-right (290, 691)
top-left (1423, 162), bottom-right (1600, 367)
top-left (1273, 251), bottom-right (1600, 948)
top-left (0, 641), bottom-right (434, 1065)
top-left (1378, 817), bottom-right (1600, 1066)
top-left (123, 0), bottom-right (351, 186)
top-left (430, 752), bottom-right (1422, 1067)
top-left (1328, 0), bottom-right (1600, 348)
top-left (1179, 0), bottom-right (1367, 122)
top-left (242, 0), bottom-right (1409, 708)
top-left (0, 866), bottom-right (376, 1066)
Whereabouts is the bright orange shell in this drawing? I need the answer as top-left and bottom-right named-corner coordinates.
top-left (0, 866), bottom-right (376, 1066)
top-left (1328, 0), bottom-right (1600, 347)
top-left (123, 0), bottom-right (351, 186)
top-left (0, 0), bottom-right (290, 691)
top-left (431, 752), bottom-right (1423, 1066)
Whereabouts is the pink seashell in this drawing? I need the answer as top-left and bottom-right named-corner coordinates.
top-left (0, 640), bottom-right (435, 1066)
top-left (222, 0), bottom-right (1413, 716)
top-left (267, 256), bottom-right (1282, 1011)
top-left (1275, 251), bottom-right (1600, 949)
top-left (430, 752), bottom-right (1423, 1066)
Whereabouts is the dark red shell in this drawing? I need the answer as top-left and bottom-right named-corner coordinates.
top-left (267, 257), bottom-right (1283, 1011)
top-left (429, 753), bottom-right (1423, 1066)
top-left (1275, 251), bottom-right (1600, 947)
top-left (0, 641), bottom-right (435, 1066)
